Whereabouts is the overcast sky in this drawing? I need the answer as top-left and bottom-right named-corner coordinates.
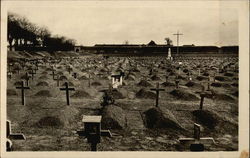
top-left (6, 1), bottom-right (239, 46)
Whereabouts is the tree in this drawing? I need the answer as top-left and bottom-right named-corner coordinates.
top-left (164, 37), bottom-right (173, 46)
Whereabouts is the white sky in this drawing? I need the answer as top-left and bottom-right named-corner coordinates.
top-left (6, 1), bottom-right (239, 46)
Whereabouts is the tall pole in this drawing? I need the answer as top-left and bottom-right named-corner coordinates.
top-left (173, 31), bottom-right (183, 57)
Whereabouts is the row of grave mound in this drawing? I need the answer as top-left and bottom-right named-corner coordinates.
top-left (7, 86), bottom-right (237, 102)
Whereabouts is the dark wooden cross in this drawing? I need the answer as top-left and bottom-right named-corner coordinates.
top-left (76, 115), bottom-right (112, 151)
top-left (29, 70), bottom-right (36, 80)
top-left (16, 81), bottom-right (30, 105)
top-left (50, 70), bottom-right (56, 80)
top-left (199, 92), bottom-right (206, 110)
top-left (24, 72), bottom-right (30, 86)
top-left (6, 120), bottom-right (26, 151)
top-left (175, 78), bottom-right (180, 89)
top-left (150, 82), bottom-right (165, 107)
top-left (179, 123), bottom-right (215, 151)
top-left (60, 82), bottom-right (75, 105)
top-left (88, 73), bottom-right (93, 87)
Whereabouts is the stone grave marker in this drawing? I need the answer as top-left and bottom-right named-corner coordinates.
top-left (16, 81), bottom-right (30, 105)
top-left (60, 82), bottom-right (75, 105)
top-left (150, 82), bottom-right (165, 107)
top-left (77, 115), bottom-right (112, 151)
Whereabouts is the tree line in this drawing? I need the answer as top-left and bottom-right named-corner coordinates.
top-left (8, 12), bottom-right (76, 51)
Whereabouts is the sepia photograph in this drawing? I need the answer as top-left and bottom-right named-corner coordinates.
top-left (1, 0), bottom-right (249, 157)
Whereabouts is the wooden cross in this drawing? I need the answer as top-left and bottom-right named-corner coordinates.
top-left (199, 92), bottom-right (206, 110)
top-left (50, 70), bottom-right (56, 80)
top-left (29, 70), bottom-right (36, 80)
top-left (76, 115), bottom-right (112, 151)
top-left (150, 82), bottom-right (165, 107)
top-left (24, 72), bottom-right (30, 86)
top-left (16, 81), bottom-right (30, 105)
top-left (54, 74), bottom-right (61, 87)
top-left (202, 77), bottom-right (213, 91)
top-left (60, 82), bottom-right (75, 105)
top-left (88, 74), bottom-right (93, 87)
top-left (175, 77), bottom-right (180, 89)
top-left (173, 30), bottom-right (183, 56)
top-left (6, 120), bottom-right (26, 151)
top-left (179, 123), bottom-right (215, 151)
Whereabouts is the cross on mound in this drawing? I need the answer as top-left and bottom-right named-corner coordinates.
top-left (60, 82), bottom-right (75, 105)
top-left (16, 81), bottom-right (30, 105)
top-left (150, 82), bottom-right (165, 107)
top-left (179, 123), bottom-right (215, 151)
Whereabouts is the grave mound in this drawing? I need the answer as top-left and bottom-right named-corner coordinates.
top-left (71, 90), bottom-right (91, 98)
top-left (101, 105), bottom-right (126, 130)
top-left (221, 83), bottom-right (231, 88)
top-left (232, 91), bottom-right (238, 97)
top-left (41, 71), bottom-right (48, 75)
top-left (185, 81), bottom-right (195, 87)
top-left (224, 72), bottom-right (234, 77)
top-left (143, 107), bottom-right (184, 130)
top-left (196, 76), bottom-right (207, 81)
top-left (211, 82), bottom-right (222, 87)
top-left (14, 81), bottom-right (23, 86)
top-left (151, 75), bottom-right (161, 81)
top-left (39, 75), bottom-right (49, 80)
top-left (126, 74), bottom-right (136, 81)
top-left (112, 89), bottom-right (126, 99)
top-left (202, 72), bottom-right (210, 76)
top-left (192, 110), bottom-right (219, 129)
top-left (58, 106), bottom-right (79, 128)
top-left (34, 90), bottom-right (52, 97)
top-left (91, 81), bottom-right (102, 86)
top-left (231, 82), bottom-right (238, 87)
top-left (57, 71), bottom-right (64, 75)
top-left (169, 89), bottom-right (199, 101)
top-left (59, 75), bottom-right (68, 80)
top-left (215, 76), bottom-right (226, 81)
top-left (62, 82), bottom-right (74, 86)
top-left (214, 93), bottom-right (236, 101)
top-left (135, 88), bottom-right (156, 99)
top-left (162, 81), bottom-right (175, 87)
top-left (7, 89), bottom-right (17, 96)
top-left (137, 80), bottom-right (152, 87)
top-left (36, 116), bottom-right (63, 128)
top-left (79, 75), bottom-right (88, 80)
top-left (36, 81), bottom-right (49, 86)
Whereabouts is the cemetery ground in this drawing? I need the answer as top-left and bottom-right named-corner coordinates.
top-left (6, 50), bottom-right (238, 151)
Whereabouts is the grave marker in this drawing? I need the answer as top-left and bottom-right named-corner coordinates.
top-left (179, 123), bottom-right (215, 151)
top-left (16, 81), bottom-right (30, 105)
top-left (150, 82), bottom-right (165, 107)
top-left (6, 120), bottom-right (26, 151)
top-left (50, 70), bottom-right (56, 80)
top-left (72, 72), bottom-right (77, 79)
top-left (54, 74), bottom-right (61, 87)
top-left (29, 70), bottom-right (36, 80)
top-left (60, 82), bottom-right (75, 105)
top-left (77, 115), bottom-right (112, 151)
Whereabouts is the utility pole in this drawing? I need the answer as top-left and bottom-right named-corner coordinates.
top-left (173, 31), bottom-right (183, 57)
